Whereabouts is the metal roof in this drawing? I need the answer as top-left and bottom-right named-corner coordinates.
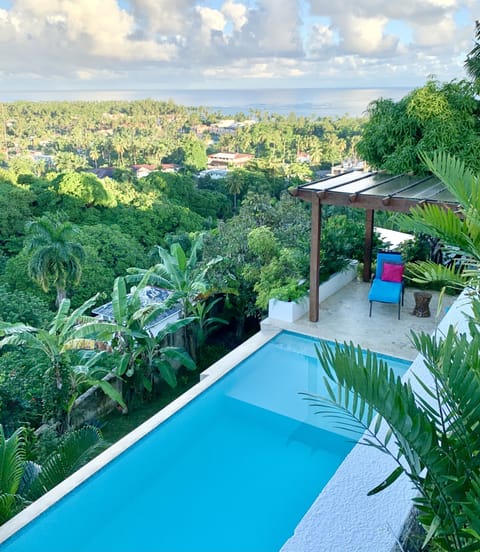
top-left (292, 170), bottom-right (460, 213)
top-left (93, 286), bottom-right (181, 329)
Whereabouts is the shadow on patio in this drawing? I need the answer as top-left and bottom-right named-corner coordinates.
top-left (262, 280), bottom-right (458, 360)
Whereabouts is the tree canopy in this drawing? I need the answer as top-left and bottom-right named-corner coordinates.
top-left (357, 80), bottom-right (480, 174)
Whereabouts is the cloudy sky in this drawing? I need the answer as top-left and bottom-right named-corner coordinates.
top-left (0, 0), bottom-right (476, 91)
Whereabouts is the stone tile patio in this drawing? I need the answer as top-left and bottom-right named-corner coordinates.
top-left (262, 280), bottom-right (459, 360)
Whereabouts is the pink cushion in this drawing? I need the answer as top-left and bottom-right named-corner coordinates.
top-left (381, 262), bottom-right (404, 283)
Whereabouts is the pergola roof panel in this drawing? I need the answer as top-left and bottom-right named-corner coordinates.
top-left (295, 170), bottom-right (459, 211)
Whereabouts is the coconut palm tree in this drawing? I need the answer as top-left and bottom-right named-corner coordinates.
top-left (25, 213), bottom-right (85, 307)
top-left (226, 172), bottom-right (244, 212)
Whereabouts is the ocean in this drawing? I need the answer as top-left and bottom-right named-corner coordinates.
top-left (0, 87), bottom-right (413, 118)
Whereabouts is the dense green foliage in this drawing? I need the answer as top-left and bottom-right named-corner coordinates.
top-left (357, 80), bottom-right (480, 174)
top-left (0, 95), bottom-right (411, 529)
top-left (0, 99), bottom-right (364, 175)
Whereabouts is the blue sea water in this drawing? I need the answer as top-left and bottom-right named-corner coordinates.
top-left (0, 87), bottom-right (413, 118)
top-left (0, 331), bottom-right (410, 552)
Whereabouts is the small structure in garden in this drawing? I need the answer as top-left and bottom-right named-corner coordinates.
top-left (290, 171), bottom-right (460, 322)
top-left (93, 286), bottom-right (181, 337)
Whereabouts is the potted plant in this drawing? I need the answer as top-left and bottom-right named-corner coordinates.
top-left (268, 279), bottom-right (309, 322)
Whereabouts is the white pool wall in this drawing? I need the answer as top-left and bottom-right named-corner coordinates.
top-left (280, 291), bottom-right (472, 552)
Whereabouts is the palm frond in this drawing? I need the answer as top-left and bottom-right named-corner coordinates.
top-left (421, 151), bottom-right (478, 210)
top-left (26, 426), bottom-right (105, 501)
top-left (406, 260), bottom-right (467, 289)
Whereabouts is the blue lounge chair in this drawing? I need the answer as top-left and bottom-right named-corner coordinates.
top-left (368, 252), bottom-right (405, 319)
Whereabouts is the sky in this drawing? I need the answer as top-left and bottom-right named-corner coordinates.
top-left (0, 0), bottom-right (477, 91)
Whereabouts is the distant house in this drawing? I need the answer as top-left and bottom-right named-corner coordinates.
top-left (160, 163), bottom-right (181, 173)
top-left (198, 168), bottom-right (228, 180)
top-left (296, 152), bottom-right (311, 163)
top-left (210, 120), bottom-right (238, 136)
top-left (131, 164), bottom-right (157, 178)
top-left (207, 152), bottom-right (254, 170)
top-left (31, 152), bottom-right (55, 167)
top-left (92, 286), bottom-right (181, 338)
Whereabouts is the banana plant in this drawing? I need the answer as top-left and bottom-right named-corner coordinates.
top-left (0, 294), bottom-right (125, 428)
top-left (189, 296), bottom-right (228, 350)
top-left (126, 234), bottom-right (224, 359)
top-left (105, 275), bottom-right (196, 401)
top-left (127, 233), bottom-right (223, 317)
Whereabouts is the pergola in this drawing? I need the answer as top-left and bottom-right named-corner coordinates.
top-left (290, 170), bottom-right (460, 322)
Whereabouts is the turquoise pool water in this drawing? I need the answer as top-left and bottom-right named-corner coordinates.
top-left (1, 331), bottom-right (410, 552)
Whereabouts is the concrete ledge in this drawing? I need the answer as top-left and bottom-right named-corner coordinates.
top-left (280, 291), bottom-right (472, 552)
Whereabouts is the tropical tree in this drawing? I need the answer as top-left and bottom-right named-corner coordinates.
top-left (128, 234), bottom-right (222, 319)
top-left (225, 171), bottom-right (244, 211)
top-left (56, 172), bottom-right (116, 208)
top-left (24, 425), bottom-right (105, 502)
top-left (24, 213), bottom-right (85, 307)
top-left (189, 297), bottom-right (228, 351)
top-left (357, 80), bottom-right (480, 174)
top-left (54, 151), bottom-right (89, 172)
top-left (308, 328), bottom-right (480, 551)
top-left (0, 426), bottom-right (27, 524)
top-left (0, 295), bottom-right (124, 428)
top-left (127, 234), bottom-right (223, 358)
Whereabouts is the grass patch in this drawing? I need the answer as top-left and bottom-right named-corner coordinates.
top-left (99, 377), bottom-right (199, 445)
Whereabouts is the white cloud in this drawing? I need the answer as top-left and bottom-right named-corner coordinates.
top-left (0, 0), bottom-right (475, 89)
top-left (336, 14), bottom-right (399, 56)
top-left (222, 1), bottom-right (248, 31)
top-left (196, 6), bottom-right (226, 33)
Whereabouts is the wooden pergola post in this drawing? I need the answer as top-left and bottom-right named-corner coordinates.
top-left (309, 194), bottom-right (322, 322)
top-left (363, 208), bottom-right (375, 282)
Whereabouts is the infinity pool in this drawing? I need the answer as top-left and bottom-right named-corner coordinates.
top-left (0, 331), bottom-right (410, 552)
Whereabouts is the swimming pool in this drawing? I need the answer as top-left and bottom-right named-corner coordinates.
top-left (0, 331), bottom-right (410, 552)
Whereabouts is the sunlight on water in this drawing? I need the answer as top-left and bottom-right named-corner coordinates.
top-left (0, 87), bottom-right (413, 118)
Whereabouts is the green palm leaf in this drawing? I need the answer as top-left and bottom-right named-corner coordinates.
top-left (0, 426), bottom-right (27, 523)
top-left (26, 426), bottom-right (105, 501)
